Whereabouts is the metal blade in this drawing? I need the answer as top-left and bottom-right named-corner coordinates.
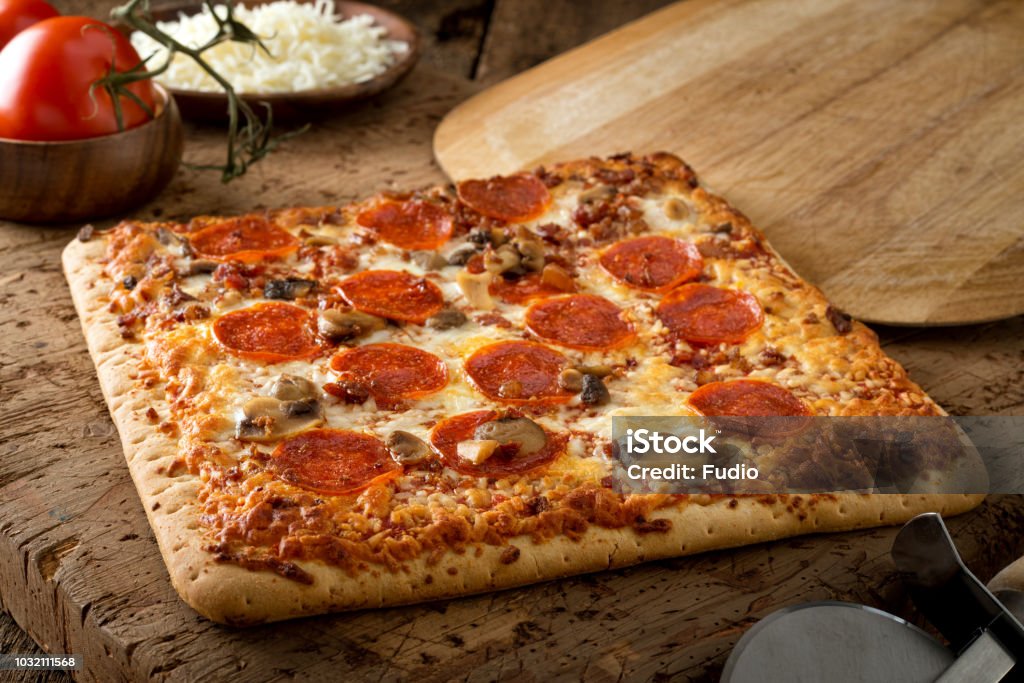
top-left (720, 601), bottom-right (952, 683)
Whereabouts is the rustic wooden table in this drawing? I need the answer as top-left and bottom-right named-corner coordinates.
top-left (1, 1), bottom-right (1022, 681)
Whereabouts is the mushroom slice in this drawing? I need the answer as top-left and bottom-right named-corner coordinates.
top-left (575, 364), bottom-right (613, 378)
top-left (264, 278), bottom-right (317, 300)
top-left (411, 250), bottom-right (450, 271)
top-left (267, 374), bottom-right (319, 401)
top-left (473, 416), bottom-right (547, 456)
top-left (156, 226), bottom-right (191, 256)
top-left (578, 184), bottom-right (616, 204)
top-left (427, 307), bottom-right (468, 330)
top-left (580, 374), bottom-right (611, 406)
top-left (185, 259), bottom-right (219, 275)
top-left (484, 244), bottom-right (522, 275)
top-left (458, 439), bottom-right (500, 465)
top-left (446, 244), bottom-right (479, 266)
top-left (456, 270), bottom-right (494, 310)
top-left (386, 430), bottom-right (431, 465)
top-left (558, 369), bottom-right (583, 393)
top-left (317, 308), bottom-right (386, 343)
top-left (512, 227), bottom-right (546, 272)
top-left (235, 395), bottom-right (324, 442)
top-left (304, 233), bottom-right (338, 246)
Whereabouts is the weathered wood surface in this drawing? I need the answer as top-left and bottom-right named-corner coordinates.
top-left (1, 0), bottom-right (1022, 681)
top-left (435, 0), bottom-right (1024, 326)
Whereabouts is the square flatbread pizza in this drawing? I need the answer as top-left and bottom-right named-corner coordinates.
top-left (62, 152), bottom-right (981, 625)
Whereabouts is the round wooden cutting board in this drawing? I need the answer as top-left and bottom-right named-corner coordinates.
top-left (434, 0), bottom-right (1024, 326)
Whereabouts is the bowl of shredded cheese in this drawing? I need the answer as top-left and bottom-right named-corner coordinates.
top-left (129, 0), bottom-right (419, 120)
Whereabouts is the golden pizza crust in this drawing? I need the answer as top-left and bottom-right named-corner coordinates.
top-left (62, 154), bottom-right (986, 626)
top-left (179, 492), bottom-right (981, 625)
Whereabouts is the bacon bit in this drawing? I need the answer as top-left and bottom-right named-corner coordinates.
top-left (595, 167), bottom-right (636, 186)
top-left (572, 201), bottom-right (612, 229)
top-left (323, 380), bottom-right (370, 404)
top-left (696, 235), bottom-right (766, 260)
top-left (163, 282), bottom-right (196, 308)
top-left (212, 262), bottom-right (263, 291)
top-left (526, 496), bottom-right (550, 515)
top-left (475, 312), bottom-right (512, 328)
top-left (534, 166), bottom-right (564, 188)
top-left (534, 222), bottom-right (568, 245)
top-left (573, 196), bottom-right (647, 241)
top-left (826, 305), bottom-right (853, 334)
top-left (695, 370), bottom-right (717, 386)
top-left (300, 244), bottom-right (360, 275)
top-left (173, 304), bottom-right (209, 324)
top-left (500, 545), bottom-right (521, 564)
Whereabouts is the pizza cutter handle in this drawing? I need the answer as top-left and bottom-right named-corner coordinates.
top-left (990, 557), bottom-right (1024, 623)
top-left (892, 513), bottom-right (1024, 660)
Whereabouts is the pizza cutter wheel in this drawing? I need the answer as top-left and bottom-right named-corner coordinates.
top-left (721, 513), bottom-right (1024, 682)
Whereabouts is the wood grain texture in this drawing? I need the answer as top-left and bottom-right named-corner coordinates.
top-left (1, 0), bottom-right (1022, 679)
top-left (475, 0), bottom-right (674, 85)
top-left (434, 0), bottom-right (1024, 325)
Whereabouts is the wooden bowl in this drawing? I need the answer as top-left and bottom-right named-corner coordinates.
top-left (0, 85), bottom-right (183, 224)
top-left (142, 1), bottom-right (421, 122)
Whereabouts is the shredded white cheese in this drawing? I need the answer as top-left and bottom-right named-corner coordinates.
top-left (130, 0), bottom-right (409, 94)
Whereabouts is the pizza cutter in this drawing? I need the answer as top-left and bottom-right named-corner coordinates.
top-left (720, 513), bottom-right (1024, 682)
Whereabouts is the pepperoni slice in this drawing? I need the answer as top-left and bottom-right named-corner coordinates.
top-left (465, 341), bottom-right (573, 403)
top-left (490, 272), bottom-right (571, 304)
top-left (656, 283), bottom-right (763, 344)
top-left (330, 343), bottom-right (448, 403)
top-left (687, 380), bottom-right (812, 438)
top-left (430, 410), bottom-right (565, 477)
top-left (525, 294), bottom-right (634, 350)
top-left (270, 429), bottom-right (400, 495)
top-left (465, 253), bottom-right (485, 274)
top-left (356, 199), bottom-right (454, 250)
top-left (189, 216), bottom-right (299, 263)
top-left (212, 302), bottom-right (320, 363)
top-left (688, 380), bottom-right (811, 416)
top-left (457, 173), bottom-right (552, 222)
top-left (336, 270), bottom-right (444, 324)
top-left (599, 236), bottom-right (703, 292)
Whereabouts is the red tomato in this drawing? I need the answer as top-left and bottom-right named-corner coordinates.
top-left (0, 0), bottom-right (57, 50)
top-left (0, 16), bottom-right (158, 141)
